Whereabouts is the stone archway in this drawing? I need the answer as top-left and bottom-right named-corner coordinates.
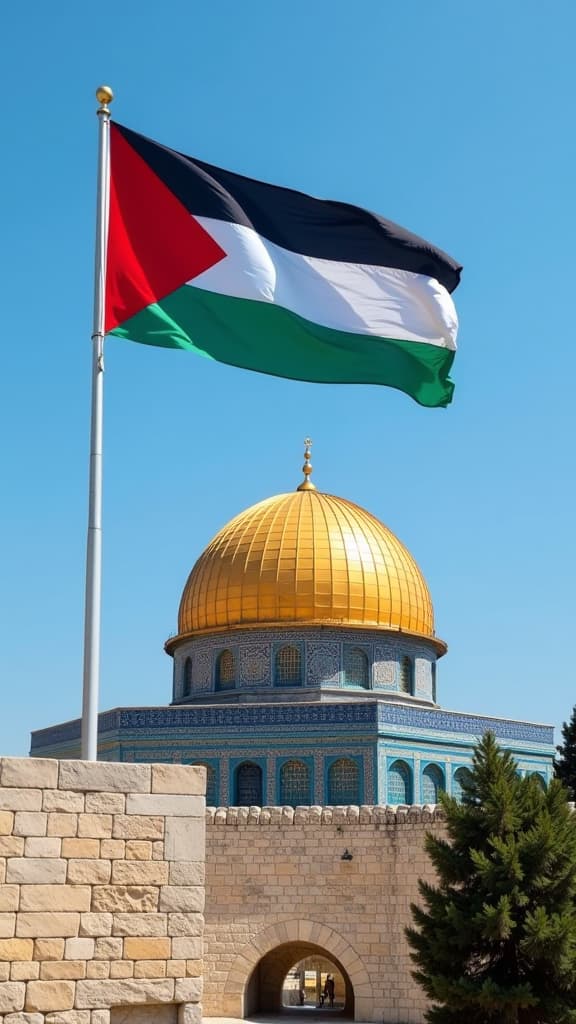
top-left (212, 919), bottom-right (374, 1021)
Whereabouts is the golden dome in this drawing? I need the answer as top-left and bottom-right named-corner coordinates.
top-left (174, 479), bottom-right (440, 645)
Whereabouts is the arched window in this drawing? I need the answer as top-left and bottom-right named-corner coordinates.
top-left (183, 657), bottom-right (192, 697)
top-left (280, 760), bottom-right (311, 806)
top-left (276, 645), bottom-right (302, 686)
top-left (216, 649), bottom-right (235, 691)
top-left (452, 766), bottom-right (472, 802)
top-left (194, 763), bottom-right (217, 806)
top-left (388, 760), bottom-right (412, 804)
top-left (530, 772), bottom-right (546, 790)
top-left (343, 647), bottom-right (369, 689)
top-left (235, 762), bottom-right (263, 806)
top-left (328, 758), bottom-right (360, 804)
top-left (400, 656), bottom-right (414, 695)
top-left (431, 661), bottom-right (437, 702)
top-left (422, 764), bottom-right (445, 804)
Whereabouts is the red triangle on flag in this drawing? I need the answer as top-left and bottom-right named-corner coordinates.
top-left (105, 124), bottom-right (226, 333)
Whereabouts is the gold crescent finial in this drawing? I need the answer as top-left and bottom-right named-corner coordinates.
top-left (297, 437), bottom-right (317, 491)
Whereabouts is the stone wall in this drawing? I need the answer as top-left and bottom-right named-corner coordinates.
top-left (204, 804), bottom-right (444, 1024)
top-left (0, 758), bottom-right (205, 1024)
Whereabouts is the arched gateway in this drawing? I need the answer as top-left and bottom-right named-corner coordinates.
top-left (204, 919), bottom-right (374, 1021)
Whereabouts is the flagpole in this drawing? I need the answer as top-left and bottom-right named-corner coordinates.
top-left (81, 85), bottom-right (114, 760)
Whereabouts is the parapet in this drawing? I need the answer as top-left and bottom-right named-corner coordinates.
top-left (206, 804), bottom-right (446, 825)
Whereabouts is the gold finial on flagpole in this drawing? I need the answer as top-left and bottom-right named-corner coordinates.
top-left (96, 86), bottom-right (114, 113)
top-left (297, 437), bottom-right (317, 491)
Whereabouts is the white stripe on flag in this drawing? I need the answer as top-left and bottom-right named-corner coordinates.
top-left (186, 217), bottom-right (458, 350)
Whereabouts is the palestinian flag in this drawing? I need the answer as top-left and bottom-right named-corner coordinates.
top-left (106, 123), bottom-right (462, 407)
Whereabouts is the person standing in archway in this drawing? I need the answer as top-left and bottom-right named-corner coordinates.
top-left (324, 974), bottom-right (335, 1009)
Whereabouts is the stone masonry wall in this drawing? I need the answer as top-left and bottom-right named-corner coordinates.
top-left (204, 804), bottom-right (444, 1024)
top-left (0, 758), bottom-right (205, 1024)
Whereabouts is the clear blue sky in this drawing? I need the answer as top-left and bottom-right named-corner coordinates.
top-left (2, 1), bottom-right (575, 756)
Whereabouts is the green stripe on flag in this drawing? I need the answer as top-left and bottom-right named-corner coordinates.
top-left (111, 284), bottom-right (455, 407)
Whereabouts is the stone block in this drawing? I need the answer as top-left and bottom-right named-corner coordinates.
top-left (78, 915), bottom-right (112, 939)
top-left (0, 989), bottom-right (26, 1015)
top-left (17, 914), bottom-right (80, 938)
top-left (133, 961), bottom-right (167, 979)
top-left (99, 842), bottom-right (124, 860)
top-left (177, 1005), bottom-right (201, 1024)
top-left (174, 979), bottom-right (202, 1003)
top-left (74, 979), bottom-right (174, 1008)
top-left (0, 959), bottom-right (9, 979)
top-left (61, 841), bottom-right (99, 860)
top-left (166, 915), bottom-right (203, 937)
top-left (64, 939), bottom-right (95, 960)
top-left (25, 982), bottom-right (75, 1012)
top-left (0, 915), bottom-right (16, 938)
top-left (171, 938), bottom-right (202, 960)
top-left (20, 887), bottom-right (90, 913)
top-left (112, 818), bottom-right (163, 841)
top-left (24, 838), bottom-right (62, 858)
top-left (124, 842), bottom-right (151, 861)
top-left (158, 887), bottom-right (204, 914)
top-left (151, 765), bottom-right (205, 796)
top-left (0, 792), bottom-right (42, 813)
top-left (91, 1012), bottom-right (110, 1024)
top-left (168, 863), bottom-right (204, 886)
top-left (77, 817), bottom-right (112, 840)
top-left (42, 793), bottom-right (85, 815)
top-left (109, 962), bottom-right (133, 979)
top-left (111, 862), bottom-right (168, 886)
top-left (0, 813), bottom-right (14, 835)
top-left (1, 759), bottom-right (58, 790)
top-left (6, 859), bottom-right (66, 884)
top-left (84, 795), bottom-right (124, 815)
top-left (164, 818), bottom-right (204, 863)
top-left (47, 815), bottom-right (77, 838)
top-left (0, 839), bottom-right (24, 858)
top-left (184, 961), bottom-right (201, 977)
top-left (126, 795), bottom-right (203, 818)
top-left (33, 939), bottom-right (65, 961)
top-left (111, 915), bottom-right (167, 938)
top-left (94, 938), bottom-right (123, 960)
top-left (166, 960), bottom-right (185, 978)
top-left (0, 940), bottom-right (34, 961)
top-left (91, 887), bottom-right (159, 914)
top-left (151, 843), bottom-right (164, 861)
top-left (123, 938), bottom-right (170, 960)
top-left (13, 814), bottom-right (47, 837)
top-left (0, 888), bottom-right (19, 913)
top-left (85, 963), bottom-right (109, 980)
top-left (58, 763), bottom-right (151, 795)
top-left (5, 1013), bottom-right (44, 1024)
top-left (10, 962), bottom-right (40, 981)
top-left (40, 962), bottom-right (86, 981)
top-left (67, 861), bottom-right (111, 885)
top-left (45, 1013), bottom-right (91, 1024)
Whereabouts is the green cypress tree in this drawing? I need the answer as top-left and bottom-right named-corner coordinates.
top-left (555, 707), bottom-right (576, 798)
top-left (406, 732), bottom-right (576, 1023)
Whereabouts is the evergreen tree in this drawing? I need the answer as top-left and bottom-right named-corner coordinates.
top-left (406, 732), bottom-right (576, 1023)
top-left (555, 707), bottom-right (576, 798)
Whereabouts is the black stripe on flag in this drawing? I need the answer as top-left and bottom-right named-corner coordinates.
top-left (116, 123), bottom-right (462, 294)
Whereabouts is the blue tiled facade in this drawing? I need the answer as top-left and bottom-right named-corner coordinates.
top-left (30, 688), bottom-right (554, 806)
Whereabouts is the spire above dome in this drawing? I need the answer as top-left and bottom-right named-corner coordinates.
top-left (296, 438), bottom-right (317, 492)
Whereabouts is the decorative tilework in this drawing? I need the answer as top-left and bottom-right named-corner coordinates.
top-left (306, 642), bottom-right (340, 686)
top-left (415, 657), bottom-right (431, 697)
top-left (373, 645), bottom-right (396, 689)
top-left (240, 644), bottom-right (270, 686)
top-left (193, 649), bottom-right (212, 690)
